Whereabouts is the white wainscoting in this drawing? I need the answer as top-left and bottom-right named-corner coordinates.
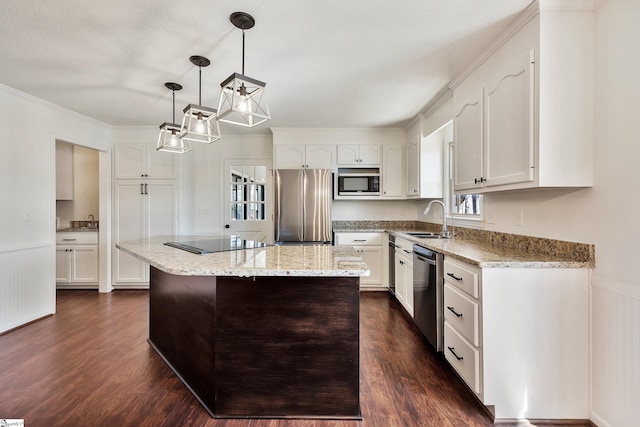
top-left (0, 244), bottom-right (55, 333)
top-left (590, 274), bottom-right (640, 427)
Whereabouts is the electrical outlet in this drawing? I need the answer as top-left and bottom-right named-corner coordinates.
top-left (198, 206), bottom-right (210, 214)
top-left (485, 211), bottom-right (495, 224)
top-left (400, 208), bottom-right (405, 216)
top-left (516, 210), bottom-right (524, 227)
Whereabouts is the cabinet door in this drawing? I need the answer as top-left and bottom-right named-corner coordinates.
top-left (404, 258), bottom-right (414, 317)
top-left (453, 88), bottom-right (484, 191)
top-left (114, 144), bottom-right (146, 179)
top-left (72, 246), bottom-right (98, 283)
top-left (358, 247), bottom-right (384, 286)
top-left (359, 144), bottom-right (381, 166)
top-left (484, 50), bottom-right (535, 187)
top-left (382, 145), bottom-right (403, 198)
top-left (405, 141), bottom-right (419, 196)
top-left (336, 145), bottom-right (360, 165)
top-left (394, 255), bottom-right (406, 306)
top-left (114, 181), bottom-right (147, 283)
top-left (147, 181), bottom-right (178, 237)
top-left (306, 145), bottom-right (334, 169)
top-left (274, 145), bottom-right (306, 169)
top-left (56, 248), bottom-right (71, 283)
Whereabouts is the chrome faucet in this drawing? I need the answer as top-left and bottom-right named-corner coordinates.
top-left (423, 200), bottom-right (453, 238)
top-left (87, 214), bottom-right (95, 226)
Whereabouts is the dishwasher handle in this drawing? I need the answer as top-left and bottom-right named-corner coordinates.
top-left (415, 255), bottom-right (436, 265)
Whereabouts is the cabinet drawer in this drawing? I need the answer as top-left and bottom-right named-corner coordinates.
top-left (335, 232), bottom-right (383, 246)
top-left (56, 232), bottom-right (98, 245)
top-left (443, 258), bottom-right (479, 298)
top-left (444, 283), bottom-right (479, 346)
top-left (444, 322), bottom-right (481, 394)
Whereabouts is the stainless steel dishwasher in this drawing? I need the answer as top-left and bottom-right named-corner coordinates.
top-left (412, 244), bottom-right (443, 352)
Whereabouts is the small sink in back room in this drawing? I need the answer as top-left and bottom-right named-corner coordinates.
top-left (404, 232), bottom-right (443, 238)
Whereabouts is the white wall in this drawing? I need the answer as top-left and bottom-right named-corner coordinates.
top-left (0, 84), bottom-right (111, 333)
top-left (111, 127), bottom-right (273, 236)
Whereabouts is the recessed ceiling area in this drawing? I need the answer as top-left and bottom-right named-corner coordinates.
top-left (0, 0), bottom-right (532, 131)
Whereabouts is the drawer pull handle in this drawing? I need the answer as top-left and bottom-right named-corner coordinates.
top-left (447, 306), bottom-right (463, 318)
top-left (352, 239), bottom-right (366, 242)
top-left (403, 249), bottom-right (412, 254)
top-left (447, 272), bottom-right (463, 281)
top-left (447, 346), bottom-right (464, 361)
top-left (62, 238), bottom-right (77, 241)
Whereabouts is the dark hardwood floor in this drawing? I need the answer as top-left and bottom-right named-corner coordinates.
top-left (0, 290), bottom-right (589, 427)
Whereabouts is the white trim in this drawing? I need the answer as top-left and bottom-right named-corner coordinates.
top-left (0, 242), bottom-right (51, 254)
top-left (449, 1), bottom-right (539, 88)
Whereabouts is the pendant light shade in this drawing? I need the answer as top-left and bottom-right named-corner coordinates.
top-left (180, 56), bottom-right (222, 143)
top-left (217, 12), bottom-right (270, 128)
top-left (157, 82), bottom-right (192, 154)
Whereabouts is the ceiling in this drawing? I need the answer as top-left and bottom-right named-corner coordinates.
top-left (0, 0), bottom-right (532, 133)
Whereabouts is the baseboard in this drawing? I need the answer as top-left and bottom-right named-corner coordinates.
top-left (494, 419), bottom-right (593, 426)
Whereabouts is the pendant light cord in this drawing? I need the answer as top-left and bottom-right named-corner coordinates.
top-left (242, 29), bottom-right (246, 75)
top-left (172, 90), bottom-right (176, 123)
top-left (198, 66), bottom-right (202, 105)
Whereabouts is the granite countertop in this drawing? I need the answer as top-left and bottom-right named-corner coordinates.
top-left (57, 228), bottom-right (99, 232)
top-left (117, 236), bottom-right (370, 277)
top-left (388, 230), bottom-right (591, 268)
top-left (334, 226), bottom-right (592, 268)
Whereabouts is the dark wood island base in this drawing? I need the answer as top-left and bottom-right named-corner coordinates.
top-left (148, 266), bottom-right (361, 419)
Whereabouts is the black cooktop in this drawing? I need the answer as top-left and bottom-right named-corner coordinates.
top-left (164, 236), bottom-right (271, 255)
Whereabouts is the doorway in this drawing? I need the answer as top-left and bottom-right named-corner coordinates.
top-left (222, 158), bottom-right (273, 242)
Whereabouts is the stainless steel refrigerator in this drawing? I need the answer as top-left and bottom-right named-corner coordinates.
top-left (274, 169), bottom-right (332, 244)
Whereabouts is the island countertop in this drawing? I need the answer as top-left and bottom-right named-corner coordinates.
top-left (117, 236), bottom-right (370, 277)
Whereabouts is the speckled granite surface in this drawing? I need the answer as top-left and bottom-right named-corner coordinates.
top-left (117, 236), bottom-right (370, 277)
top-left (334, 220), bottom-right (595, 268)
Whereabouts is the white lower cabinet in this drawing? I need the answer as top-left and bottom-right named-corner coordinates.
top-left (443, 256), bottom-right (590, 420)
top-left (56, 232), bottom-right (98, 288)
top-left (394, 237), bottom-right (414, 316)
top-left (334, 232), bottom-right (384, 289)
top-left (113, 180), bottom-right (178, 288)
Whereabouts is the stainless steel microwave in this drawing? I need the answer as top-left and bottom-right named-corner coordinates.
top-left (335, 168), bottom-right (380, 196)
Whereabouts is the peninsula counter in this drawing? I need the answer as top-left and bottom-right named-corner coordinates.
top-left (117, 236), bottom-right (369, 419)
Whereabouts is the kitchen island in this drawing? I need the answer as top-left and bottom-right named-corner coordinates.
top-left (116, 236), bottom-right (368, 419)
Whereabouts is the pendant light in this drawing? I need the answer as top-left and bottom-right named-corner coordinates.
top-left (157, 82), bottom-right (192, 154)
top-left (217, 12), bottom-right (270, 128)
top-left (180, 55), bottom-right (222, 143)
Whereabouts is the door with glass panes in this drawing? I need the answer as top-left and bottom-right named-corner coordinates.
top-left (223, 159), bottom-right (273, 242)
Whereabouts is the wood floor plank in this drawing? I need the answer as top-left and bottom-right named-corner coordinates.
top-left (0, 290), bottom-right (591, 426)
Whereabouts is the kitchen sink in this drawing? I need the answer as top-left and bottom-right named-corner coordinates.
top-left (404, 232), bottom-right (443, 238)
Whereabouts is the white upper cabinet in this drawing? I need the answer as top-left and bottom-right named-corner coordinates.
top-left (274, 144), bottom-right (334, 169)
top-left (484, 50), bottom-right (535, 187)
top-left (337, 144), bottom-right (381, 166)
top-left (114, 143), bottom-right (177, 179)
top-left (453, 87), bottom-right (484, 191)
top-left (450, 3), bottom-right (593, 193)
top-left (405, 119), bottom-right (444, 199)
top-left (381, 145), bottom-right (404, 198)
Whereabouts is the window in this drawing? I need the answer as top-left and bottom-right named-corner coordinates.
top-left (445, 135), bottom-right (482, 221)
top-left (229, 165), bottom-right (267, 221)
